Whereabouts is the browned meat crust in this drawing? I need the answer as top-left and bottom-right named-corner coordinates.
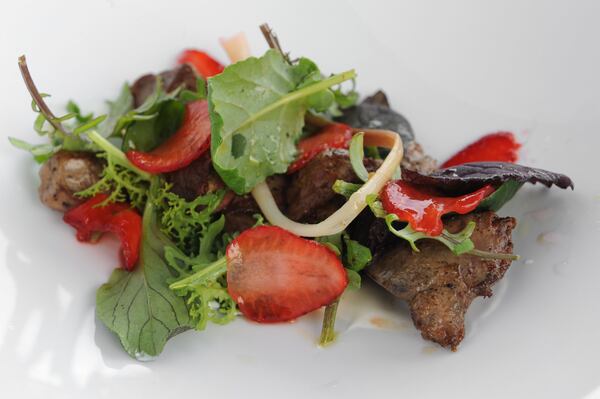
top-left (286, 149), bottom-right (381, 223)
top-left (131, 64), bottom-right (197, 107)
top-left (223, 175), bottom-right (288, 234)
top-left (401, 141), bottom-right (437, 175)
top-left (366, 211), bottom-right (516, 350)
top-left (38, 150), bottom-right (103, 212)
top-left (164, 151), bottom-right (288, 234)
top-left (164, 152), bottom-right (225, 202)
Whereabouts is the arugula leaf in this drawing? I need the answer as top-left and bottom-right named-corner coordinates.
top-left (478, 180), bottom-right (524, 211)
top-left (66, 100), bottom-right (93, 124)
top-left (333, 84), bottom-right (359, 109)
top-left (105, 79), bottom-right (182, 150)
top-left (209, 49), bottom-right (356, 194)
top-left (10, 93), bottom-right (104, 162)
top-left (96, 193), bottom-right (192, 360)
top-left (122, 100), bottom-right (185, 152)
top-left (8, 137), bottom-right (58, 164)
top-left (100, 83), bottom-right (134, 137)
top-left (345, 269), bottom-right (362, 290)
top-left (315, 233), bottom-right (343, 256)
top-left (343, 234), bottom-right (372, 271)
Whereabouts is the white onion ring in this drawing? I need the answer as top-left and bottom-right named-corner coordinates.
top-left (252, 129), bottom-right (403, 237)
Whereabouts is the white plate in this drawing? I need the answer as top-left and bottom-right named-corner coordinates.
top-left (1, 1), bottom-right (599, 398)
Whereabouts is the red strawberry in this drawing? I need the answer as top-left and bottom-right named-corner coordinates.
top-left (226, 225), bottom-right (347, 323)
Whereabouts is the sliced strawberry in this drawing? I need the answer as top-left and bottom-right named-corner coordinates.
top-left (441, 131), bottom-right (521, 168)
top-left (226, 225), bottom-right (347, 323)
top-left (288, 123), bottom-right (353, 173)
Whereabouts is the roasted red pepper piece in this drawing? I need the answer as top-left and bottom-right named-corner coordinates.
top-left (106, 210), bottom-right (142, 270)
top-left (441, 132), bottom-right (521, 168)
top-left (288, 123), bottom-right (354, 173)
top-left (178, 49), bottom-right (224, 78)
top-left (126, 100), bottom-right (211, 173)
top-left (63, 194), bottom-right (142, 270)
top-left (226, 225), bottom-right (347, 323)
top-left (380, 180), bottom-right (495, 236)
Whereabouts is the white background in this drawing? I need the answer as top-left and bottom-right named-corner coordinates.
top-left (0, 1), bottom-right (599, 398)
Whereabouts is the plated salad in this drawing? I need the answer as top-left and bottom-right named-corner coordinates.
top-left (11, 25), bottom-right (573, 360)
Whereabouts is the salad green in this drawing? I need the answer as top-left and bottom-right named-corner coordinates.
top-left (11, 23), bottom-right (564, 360)
top-left (96, 182), bottom-right (192, 359)
top-left (209, 49), bottom-right (356, 194)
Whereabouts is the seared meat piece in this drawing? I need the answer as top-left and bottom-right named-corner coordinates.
top-left (347, 211), bottom-right (392, 252)
top-left (366, 211), bottom-right (516, 350)
top-left (401, 141), bottom-right (437, 175)
top-left (131, 64), bottom-right (197, 107)
top-left (223, 175), bottom-right (289, 233)
top-left (38, 150), bottom-right (103, 212)
top-left (286, 149), bottom-right (381, 223)
top-left (164, 151), bottom-right (288, 234)
top-left (165, 152), bottom-right (225, 201)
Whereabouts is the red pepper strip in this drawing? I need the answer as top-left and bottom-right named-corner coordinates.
top-left (106, 210), bottom-right (142, 271)
top-left (178, 49), bottom-right (224, 78)
top-left (63, 194), bottom-right (142, 270)
top-left (441, 132), bottom-right (521, 168)
top-left (288, 123), bottom-right (354, 173)
top-left (380, 180), bottom-right (495, 236)
top-left (126, 100), bottom-right (211, 173)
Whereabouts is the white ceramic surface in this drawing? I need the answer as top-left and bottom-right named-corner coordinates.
top-left (1, 1), bottom-right (599, 398)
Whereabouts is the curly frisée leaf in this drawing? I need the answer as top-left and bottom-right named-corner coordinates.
top-left (209, 49), bottom-right (356, 194)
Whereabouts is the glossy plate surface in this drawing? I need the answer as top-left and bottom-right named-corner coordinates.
top-left (1, 1), bottom-right (599, 398)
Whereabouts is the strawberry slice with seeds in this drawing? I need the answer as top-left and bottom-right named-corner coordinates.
top-left (226, 225), bottom-right (348, 323)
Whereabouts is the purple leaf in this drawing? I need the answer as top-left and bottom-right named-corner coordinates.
top-left (402, 162), bottom-right (574, 195)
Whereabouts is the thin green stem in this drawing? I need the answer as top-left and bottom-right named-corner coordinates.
top-left (169, 256), bottom-right (227, 291)
top-left (87, 130), bottom-right (152, 181)
top-left (18, 55), bottom-right (68, 135)
top-left (319, 299), bottom-right (340, 347)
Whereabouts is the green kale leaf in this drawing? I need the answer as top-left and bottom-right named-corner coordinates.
top-left (208, 49), bottom-right (356, 194)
